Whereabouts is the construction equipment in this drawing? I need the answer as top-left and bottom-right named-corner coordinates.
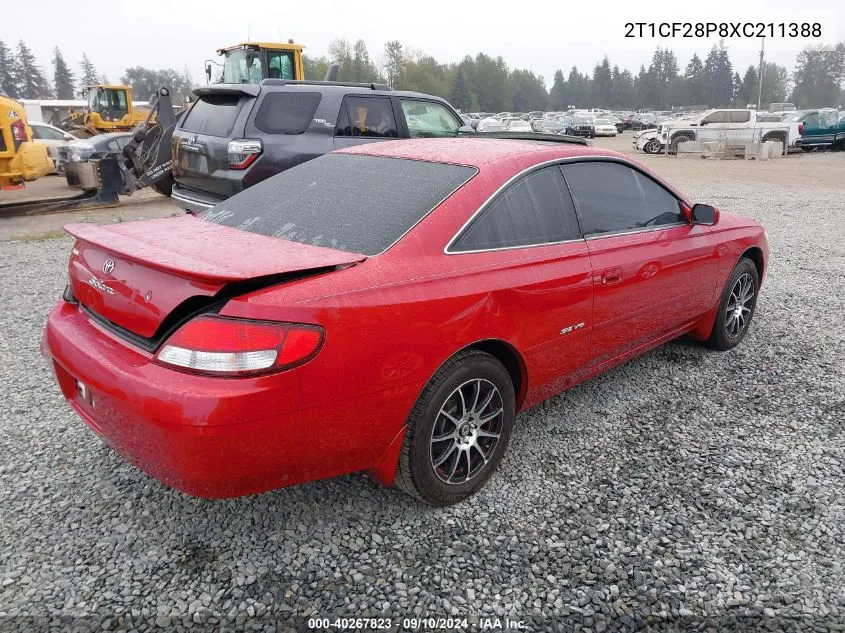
top-left (0, 90), bottom-right (54, 189)
top-left (1, 87), bottom-right (178, 216)
top-left (205, 41), bottom-right (306, 84)
top-left (59, 85), bottom-right (148, 137)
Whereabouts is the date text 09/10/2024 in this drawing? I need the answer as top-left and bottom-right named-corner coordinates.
top-left (306, 617), bottom-right (547, 631)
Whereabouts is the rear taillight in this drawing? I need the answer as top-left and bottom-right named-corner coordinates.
top-left (155, 315), bottom-right (323, 376)
top-left (227, 138), bottom-right (262, 169)
top-left (11, 119), bottom-right (26, 142)
top-left (798, 122), bottom-right (804, 135)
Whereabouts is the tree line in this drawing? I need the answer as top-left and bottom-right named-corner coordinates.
top-left (308, 38), bottom-right (844, 111)
top-left (0, 40), bottom-right (194, 104)
top-left (0, 41), bottom-right (107, 99)
top-left (2, 37), bottom-right (843, 112)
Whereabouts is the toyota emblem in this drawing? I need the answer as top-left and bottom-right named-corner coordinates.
top-left (103, 259), bottom-right (115, 274)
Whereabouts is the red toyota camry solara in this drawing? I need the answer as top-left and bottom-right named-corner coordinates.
top-left (43, 137), bottom-right (769, 505)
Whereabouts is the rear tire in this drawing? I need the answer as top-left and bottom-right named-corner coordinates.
top-left (705, 258), bottom-right (760, 351)
top-left (394, 350), bottom-right (515, 506)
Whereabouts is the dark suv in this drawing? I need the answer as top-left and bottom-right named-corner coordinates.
top-left (171, 79), bottom-right (469, 212)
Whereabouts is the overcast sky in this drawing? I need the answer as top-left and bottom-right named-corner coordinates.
top-left (2, 0), bottom-right (840, 89)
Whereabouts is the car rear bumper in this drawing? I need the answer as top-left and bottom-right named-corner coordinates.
top-left (171, 185), bottom-right (226, 213)
top-left (41, 299), bottom-right (313, 498)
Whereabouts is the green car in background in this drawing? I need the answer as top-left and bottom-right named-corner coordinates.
top-left (787, 109), bottom-right (845, 151)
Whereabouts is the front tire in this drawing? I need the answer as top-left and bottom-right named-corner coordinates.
top-left (394, 350), bottom-right (515, 505)
top-left (644, 138), bottom-right (662, 154)
top-left (705, 258), bottom-right (760, 351)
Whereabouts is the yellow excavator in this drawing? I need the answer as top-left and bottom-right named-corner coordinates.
top-left (205, 41), bottom-right (307, 83)
top-left (59, 85), bottom-right (148, 137)
top-left (0, 90), bottom-right (54, 189)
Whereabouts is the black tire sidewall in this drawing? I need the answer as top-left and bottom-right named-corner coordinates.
top-left (708, 258), bottom-right (760, 350)
top-left (408, 355), bottom-right (515, 506)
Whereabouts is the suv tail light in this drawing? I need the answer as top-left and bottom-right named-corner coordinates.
top-left (155, 315), bottom-right (323, 376)
top-left (227, 138), bottom-right (262, 169)
top-left (798, 122), bottom-right (804, 135)
top-left (11, 119), bottom-right (26, 143)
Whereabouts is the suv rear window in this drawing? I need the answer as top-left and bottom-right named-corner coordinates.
top-left (181, 96), bottom-right (242, 137)
top-left (254, 92), bottom-right (321, 135)
top-left (201, 154), bottom-right (476, 255)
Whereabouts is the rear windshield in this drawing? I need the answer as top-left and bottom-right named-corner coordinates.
top-left (201, 154), bottom-right (477, 255)
top-left (181, 96), bottom-right (242, 137)
top-left (254, 91), bottom-right (321, 135)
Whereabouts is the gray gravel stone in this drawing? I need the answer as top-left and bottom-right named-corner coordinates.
top-left (0, 179), bottom-right (844, 631)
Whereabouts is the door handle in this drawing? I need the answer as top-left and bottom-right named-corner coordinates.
top-left (601, 268), bottom-right (623, 285)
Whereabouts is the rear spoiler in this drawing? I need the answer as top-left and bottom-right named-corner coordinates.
top-left (192, 84), bottom-right (261, 98)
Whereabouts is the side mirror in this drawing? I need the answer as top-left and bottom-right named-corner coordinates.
top-left (63, 133), bottom-right (74, 141)
top-left (458, 125), bottom-right (475, 134)
top-left (691, 203), bottom-right (719, 225)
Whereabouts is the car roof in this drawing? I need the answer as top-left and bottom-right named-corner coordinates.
top-left (336, 137), bottom-right (622, 169)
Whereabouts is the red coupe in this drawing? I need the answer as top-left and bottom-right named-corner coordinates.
top-left (42, 137), bottom-right (768, 505)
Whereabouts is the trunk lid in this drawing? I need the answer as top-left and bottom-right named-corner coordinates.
top-left (172, 86), bottom-right (258, 198)
top-left (65, 215), bottom-right (365, 339)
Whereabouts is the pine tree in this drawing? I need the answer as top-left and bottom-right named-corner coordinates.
top-left (78, 53), bottom-right (99, 89)
top-left (592, 57), bottom-right (612, 106)
top-left (15, 40), bottom-right (51, 98)
top-left (0, 39), bottom-right (16, 96)
top-left (685, 54), bottom-right (705, 105)
top-left (450, 67), bottom-right (472, 111)
top-left (383, 40), bottom-right (405, 88)
top-left (549, 69), bottom-right (566, 110)
top-left (52, 47), bottom-right (75, 99)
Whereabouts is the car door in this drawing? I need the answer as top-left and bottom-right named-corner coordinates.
top-left (724, 109), bottom-right (752, 143)
top-left (696, 110), bottom-right (726, 143)
top-left (333, 95), bottom-right (400, 150)
top-left (561, 160), bottom-right (719, 366)
top-left (447, 165), bottom-right (593, 399)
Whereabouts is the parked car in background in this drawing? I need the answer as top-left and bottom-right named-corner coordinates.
top-left (659, 108), bottom-right (801, 154)
top-left (532, 119), bottom-right (564, 134)
top-left (477, 117), bottom-right (505, 132)
top-left (593, 118), bottom-right (618, 137)
top-left (787, 109), bottom-right (845, 151)
top-left (505, 119), bottom-right (533, 133)
top-left (29, 122), bottom-right (76, 173)
top-left (632, 128), bottom-right (664, 154)
top-left (60, 132), bottom-right (131, 186)
top-left (171, 80), bottom-right (468, 213)
top-left (631, 113), bottom-right (657, 131)
top-left (566, 117), bottom-right (595, 138)
top-left (44, 136), bottom-right (768, 504)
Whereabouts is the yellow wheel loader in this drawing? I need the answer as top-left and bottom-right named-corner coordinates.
top-left (0, 91), bottom-right (54, 189)
top-left (60, 85), bottom-right (148, 138)
top-left (205, 41), bottom-right (309, 83)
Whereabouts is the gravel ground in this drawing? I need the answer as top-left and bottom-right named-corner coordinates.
top-left (1, 175), bottom-right (844, 632)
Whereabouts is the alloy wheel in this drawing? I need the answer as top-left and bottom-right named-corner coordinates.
top-left (429, 379), bottom-right (504, 485)
top-left (725, 273), bottom-right (755, 338)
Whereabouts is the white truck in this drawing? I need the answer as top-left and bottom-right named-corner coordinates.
top-left (656, 109), bottom-right (801, 155)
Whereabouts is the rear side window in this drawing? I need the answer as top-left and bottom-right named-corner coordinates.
top-left (181, 96), bottom-right (242, 137)
top-left (562, 162), bottom-right (684, 236)
top-left (254, 92), bottom-right (321, 134)
top-left (729, 110), bottom-right (750, 123)
top-left (335, 96), bottom-right (398, 138)
top-left (201, 154), bottom-right (476, 255)
top-left (451, 166), bottom-right (581, 252)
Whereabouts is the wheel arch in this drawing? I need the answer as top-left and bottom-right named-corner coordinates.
top-left (741, 246), bottom-right (765, 281)
top-left (459, 339), bottom-right (528, 411)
